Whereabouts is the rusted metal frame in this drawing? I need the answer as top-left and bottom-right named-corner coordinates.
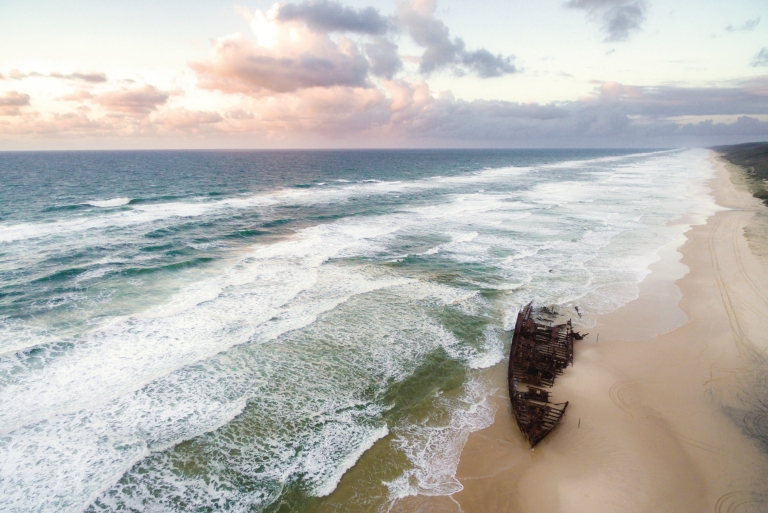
top-left (508, 302), bottom-right (577, 447)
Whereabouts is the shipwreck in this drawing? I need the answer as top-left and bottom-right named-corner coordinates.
top-left (508, 303), bottom-right (583, 447)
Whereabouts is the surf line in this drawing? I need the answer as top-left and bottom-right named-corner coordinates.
top-left (507, 303), bottom-right (587, 447)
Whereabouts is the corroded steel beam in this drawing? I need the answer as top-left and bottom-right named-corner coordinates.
top-left (508, 302), bottom-right (580, 447)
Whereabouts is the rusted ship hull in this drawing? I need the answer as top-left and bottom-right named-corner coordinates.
top-left (510, 390), bottom-right (568, 447)
top-left (508, 303), bottom-right (576, 447)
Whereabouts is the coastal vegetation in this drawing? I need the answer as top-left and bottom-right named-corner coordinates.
top-left (715, 142), bottom-right (768, 205)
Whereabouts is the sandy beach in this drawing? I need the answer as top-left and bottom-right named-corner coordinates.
top-left (394, 151), bottom-right (768, 512)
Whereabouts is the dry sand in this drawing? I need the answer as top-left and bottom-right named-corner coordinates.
top-left (394, 152), bottom-right (768, 513)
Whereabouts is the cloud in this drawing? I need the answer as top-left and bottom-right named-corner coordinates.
top-left (155, 109), bottom-right (224, 132)
top-left (566, 0), bottom-right (648, 42)
top-left (50, 72), bottom-right (108, 83)
top-left (193, 4), bottom-right (388, 94)
top-left (192, 0), bottom-right (515, 94)
top-left (459, 49), bottom-right (517, 78)
top-left (365, 37), bottom-right (403, 78)
top-left (0, 110), bottom-right (113, 136)
top-left (226, 108), bottom-right (256, 120)
top-left (4, 0), bottom-right (767, 148)
top-left (94, 85), bottom-right (169, 115)
top-left (39, 112), bottom-right (111, 134)
top-left (725, 16), bottom-right (761, 33)
top-left (0, 91), bottom-right (31, 116)
top-left (677, 116), bottom-right (768, 137)
top-left (372, 80), bottom-right (768, 146)
top-left (191, 77), bottom-right (768, 144)
top-left (217, 85), bottom-right (388, 136)
top-left (60, 90), bottom-right (95, 101)
top-left (276, 0), bottom-right (390, 34)
top-left (5, 70), bottom-right (107, 83)
top-left (398, 0), bottom-right (516, 77)
top-left (591, 78), bottom-right (768, 117)
top-left (4, 76), bottom-right (768, 146)
top-left (191, 33), bottom-right (370, 94)
top-left (752, 48), bottom-right (768, 67)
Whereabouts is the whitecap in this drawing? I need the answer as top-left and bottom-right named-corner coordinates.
top-left (85, 198), bottom-right (131, 208)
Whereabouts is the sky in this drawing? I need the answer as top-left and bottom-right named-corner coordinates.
top-left (0, 0), bottom-right (767, 149)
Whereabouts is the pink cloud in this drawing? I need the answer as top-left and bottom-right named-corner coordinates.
top-left (191, 33), bottom-right (370, 95)
top-left (216, 86), bottom-right (387, 137)
top-left (0, 110), bottom-right (112, 135)
top-left (155, 109), bottom-right (224, 132)
top-left (94, 85), bottom-right (169, 115)
top-left (2, 69), bottom-right (768, 147)
top-left (60, 90), bottom-right (95, 102)
top-left (191, 4), bottom-right (378, 95)
top-left (0, 91), bottom-right (31, 116)
top-left (226, 108), bottom-right (256, 120)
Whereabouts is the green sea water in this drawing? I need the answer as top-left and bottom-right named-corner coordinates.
top-left (0, 148), bottom-right (718, 512)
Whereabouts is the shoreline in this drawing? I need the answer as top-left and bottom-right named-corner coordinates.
top-left (395, 151), bottom-right (768, 512)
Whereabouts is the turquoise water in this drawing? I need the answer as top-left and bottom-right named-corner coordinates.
top-left (0, 148), bottom-right (717, 512)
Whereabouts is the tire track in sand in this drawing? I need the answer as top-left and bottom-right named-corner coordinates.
top-left (709, 201), bottom-right (768, 513)
top-left (674, 434), bottom-right (725, 455)
top-left (608, 381), bottom-right (637, 418)
top-left (732, 214), bottom-right (768, 312)
top-left (707, 213), bottom-right (753, 358)
top-left (743, 407), bottom-right (768, 443)
top-left (715, 490), bottom-right (768, 513)
top-left (729, 214), bottom-right (768, 326)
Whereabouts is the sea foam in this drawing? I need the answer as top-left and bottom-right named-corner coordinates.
top-left (0, 148), bottom-right (723, 512)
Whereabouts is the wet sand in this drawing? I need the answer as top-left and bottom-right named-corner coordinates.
top-left (398, 152), bottom-right (768, 512)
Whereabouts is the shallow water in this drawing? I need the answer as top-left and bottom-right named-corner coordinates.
top-left (0, 148), bottom-right (718, 512)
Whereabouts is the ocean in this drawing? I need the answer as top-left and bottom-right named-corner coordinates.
top-left (0, 148), bottom-right (718, 512)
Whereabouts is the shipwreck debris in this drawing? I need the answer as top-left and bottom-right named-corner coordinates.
top-left (508, 302), bottom-right (582, 447)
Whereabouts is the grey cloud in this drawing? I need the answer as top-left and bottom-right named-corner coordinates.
top-left (191, 36), bottom-right (371, 94)
top-left (379, 78), bottom-right (768, 147)
top-left (725, 17), bottom-right (760, 33)
top-left (398, 2), bottom-right (456, 73)
top-left (277, 0), bottom-right (390, 34)
top-left (0, 91), bottom-right (31, 116)
top-left (197, 1), bottom-right (515, 88)
top-left (595, 78), bottom-right (768, 117)
top-left (239, 54), bottom-right (369, 91)
top-left (405, 101), bottom-right (768, 148)
top-left (566, 0), bottom-right (648, 42)
top-left (461, 49), bottom-right (516, 78)
top-left (678, 116), bottom-right (768, 137)
top-left (399, 97), bottom-right (625, 144)
top-left (752, 48), bottom-right (768, 67)
top-left (398, 1), bottom-right (516, 77)
top-left (448, 99), bottom-right (569, 122)
top-left (5, 70), bottom-right (107, 82)
top-left (365, 37), bottom-right (403, 79)
top-left (50, 72), bottom-right (108, 83)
